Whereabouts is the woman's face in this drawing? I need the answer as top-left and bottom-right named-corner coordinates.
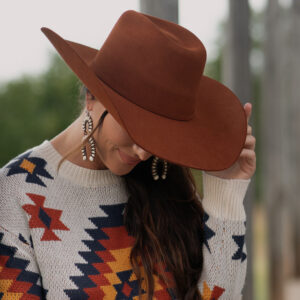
top-left (87, 97), bottom-right (153, 175)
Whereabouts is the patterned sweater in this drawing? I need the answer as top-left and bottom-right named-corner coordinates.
top-left (0, 140), bottom-right (251, 299)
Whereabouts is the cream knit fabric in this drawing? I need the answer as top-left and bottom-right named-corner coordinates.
top-left (0, 140), bottom-right (250, 299)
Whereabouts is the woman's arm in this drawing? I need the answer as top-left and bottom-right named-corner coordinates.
top-left (0, 225), bottom-right (47, 299)
top-left (0, 163), bottom-right (47, 299)
top-left (197, 171), bottom-right (251, 300)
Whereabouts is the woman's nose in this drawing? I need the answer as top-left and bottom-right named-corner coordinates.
top-left (133, 144), bottom-right (152, 161)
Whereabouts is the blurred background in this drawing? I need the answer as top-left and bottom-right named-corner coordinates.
top-left (1, 0), bottom-right (299, 299)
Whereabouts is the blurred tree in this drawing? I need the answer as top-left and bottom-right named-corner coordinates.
top-left (263, 1), bottom-right (288, 299)
top-left (0, 53), bottom-right (79, 167)
top-left (139, 0), bottom-right (178, 22)
top-left (288, 0), bottom-right (300, 280)
top-left (263, 0), bottom-right (300, 299)
top-left (222, 1), bottom-right (253, 299)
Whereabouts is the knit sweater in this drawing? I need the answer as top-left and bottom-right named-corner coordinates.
top-left (0, 140), bottom-right (251, 300)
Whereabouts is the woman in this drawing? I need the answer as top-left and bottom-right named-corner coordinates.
top-left (0, 10), bottom-right (256, 300)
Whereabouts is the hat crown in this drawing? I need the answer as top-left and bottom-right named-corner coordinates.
top-left (91, 10), bottom-right (207, 121)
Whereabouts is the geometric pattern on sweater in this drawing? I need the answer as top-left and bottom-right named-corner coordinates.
top-left (5, 151), bottom-right (53, 187)
top-left (232, 234), bottom-right (247, 262)
top-left (1, 141), bottom-right (251, 300)
top-left (197, 213), bottom-right (248, 300)
top-left (18, 233), bottom-right (34, 249)
top-left (0, 232), bottom-right (48, 299)
top-left (200, 280), bottom-right (225, 300)
top-left (22, 193), bottom-right (70, 241)
top-left (64, 203), bottom-right (174, 300)
top-left (203, 212), bottom-right (216, 253)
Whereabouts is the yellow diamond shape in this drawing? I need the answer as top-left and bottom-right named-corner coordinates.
top-left (20, 159), bottom-right (36, 174)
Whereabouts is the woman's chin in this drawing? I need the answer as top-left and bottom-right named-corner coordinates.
top-left (108, 163), bottom-right (135, 176)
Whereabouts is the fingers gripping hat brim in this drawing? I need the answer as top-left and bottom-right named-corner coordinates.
top-left (106, 74), bottom-right (247, 171)
top-left (41, 27), bottom-right (247, 171)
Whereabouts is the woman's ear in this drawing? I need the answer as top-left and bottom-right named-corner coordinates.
top-left (85, 89), bottom-right (96, 111)
top-left (86, 90), bottom-right (95, 100)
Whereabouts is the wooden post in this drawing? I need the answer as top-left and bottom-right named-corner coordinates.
top-left (289, 0), bottom-right (300, 279)
top-left (263, 0), bottom-right (288, 299)
top-left (139, 0), bottom-right (178, 23)
top-left (222, 1), bottom-right (253, 300)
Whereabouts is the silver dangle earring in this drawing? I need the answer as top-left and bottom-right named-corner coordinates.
top-left (81, 110), bottom-right (96, 161)
top-left (152, 156), bottom-right (168, 180)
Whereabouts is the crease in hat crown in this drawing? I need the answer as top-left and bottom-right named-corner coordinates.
top-left (89, 10), bottom-right (208, 121)
top-left (42, 10), bottom-right (208, 122)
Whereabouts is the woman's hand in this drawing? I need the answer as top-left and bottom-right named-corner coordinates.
top-left (205, 102), bottom-right (256, 180)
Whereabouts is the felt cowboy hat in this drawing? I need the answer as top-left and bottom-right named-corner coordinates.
top-left (41, 9), bottom-right (247, 171)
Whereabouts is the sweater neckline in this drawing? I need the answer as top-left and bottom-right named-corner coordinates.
top-left (33, 140), bottom-right (125, 188)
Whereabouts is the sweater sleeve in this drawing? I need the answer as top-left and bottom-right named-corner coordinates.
top-left (0, 165), bottom-right (47, 299)
top-left (197, 171), bottom-right (251, 300)
top-left (0, 226), bottom-right (47, 299)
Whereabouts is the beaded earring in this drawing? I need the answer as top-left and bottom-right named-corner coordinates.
top-left (152, 156), bottom-right (168, 180)
top-left (81, 110), bottom-right (96, 161)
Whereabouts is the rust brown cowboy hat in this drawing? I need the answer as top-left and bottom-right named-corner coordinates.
top-left (41, 9), bottom-right (247, 171)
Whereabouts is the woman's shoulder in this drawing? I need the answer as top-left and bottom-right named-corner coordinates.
top-left (0, 140), bottom-right (56, 237)
top-left (0, 140), bottom-right (53, 194)
top-left (0, 143), bottom-right (49, 250)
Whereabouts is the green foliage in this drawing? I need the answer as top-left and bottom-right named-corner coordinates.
top-left (0, 53), bottom-right (80, 167)
top-left (191, 168), bottom-right (203, 199)
top-left (204, 54), bottom-right (222, 82)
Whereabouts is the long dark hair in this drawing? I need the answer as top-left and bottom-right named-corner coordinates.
top-left (122, 157), bottom-right (205, 299)
top-left (58, 87), bottom-right (205, 299)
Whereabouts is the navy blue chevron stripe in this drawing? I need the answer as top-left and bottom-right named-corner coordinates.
top-left (65, 203), bottom-right (142, 299)
top-left (203, 212), bottom-right (216, 253)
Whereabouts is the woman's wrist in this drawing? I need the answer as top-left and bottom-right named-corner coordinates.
top-left (201, 171), bottom-right (251, 221)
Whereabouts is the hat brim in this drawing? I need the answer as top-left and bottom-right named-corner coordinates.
top-left (41, 27), bottom-right (247, 171)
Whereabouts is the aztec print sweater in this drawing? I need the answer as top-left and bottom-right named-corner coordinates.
top-left (0, 140), bottom-right (251, 300)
